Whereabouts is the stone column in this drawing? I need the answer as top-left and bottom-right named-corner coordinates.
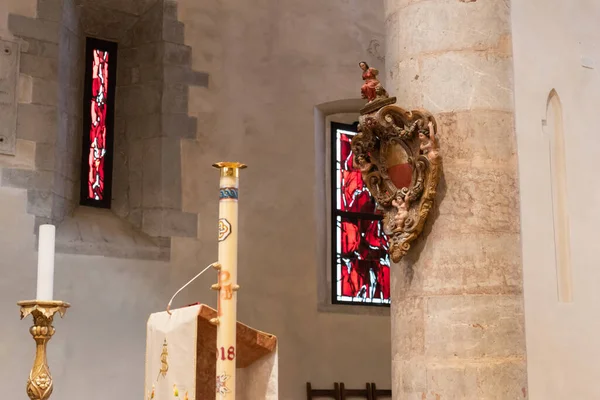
top-left (385, 1), bottom-right (528, 399)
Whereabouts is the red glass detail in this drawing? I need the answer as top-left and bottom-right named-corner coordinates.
top-left (87, 49), bottom-right (110, 201)
top-left (338, 132), bottom-right (376, 213)
top-left (338, 217), bottom-right (390, 302)
top-left (334, 128), bottom-right (391, 304)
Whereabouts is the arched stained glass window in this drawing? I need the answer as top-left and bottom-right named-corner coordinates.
top-left (331, 122), bottom-right (391, 306)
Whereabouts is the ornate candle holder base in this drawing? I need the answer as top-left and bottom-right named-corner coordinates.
top-left (18, 300), bottom-right (70, 400)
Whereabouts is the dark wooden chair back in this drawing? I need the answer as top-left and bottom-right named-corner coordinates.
top-left (307, 382), bottom-right (390, 400)
top-left (306, 382), bottom-right (341, 399)
top-left (370, 382), bottom-right (392, 399)
top-left (340, 382), bottom-right (372, 399)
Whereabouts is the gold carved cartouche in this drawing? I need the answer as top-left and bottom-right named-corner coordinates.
top-left (353, 64), bottom-right (442, 262)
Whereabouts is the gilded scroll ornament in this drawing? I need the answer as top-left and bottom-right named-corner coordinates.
top-left (353, 64), bottom-right (442, 262)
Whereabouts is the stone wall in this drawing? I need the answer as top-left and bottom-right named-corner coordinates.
top-left (0, 0), bottom-right (390, 399)
top-left (385, 0), bottom-right (528, 398)
top-left (55, 0), bottom-right (83, 223)
top-left (114, 0), bottom-right (204, 238)
top-left (3, 0), bottom-right (83, 224)
top-left (1, 0), bottom-right (201, 257)
top-left (512, 1), bottom-right (600, 398)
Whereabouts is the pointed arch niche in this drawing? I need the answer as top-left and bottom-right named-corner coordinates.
top-left (546, 89), bottom-right (573, 303)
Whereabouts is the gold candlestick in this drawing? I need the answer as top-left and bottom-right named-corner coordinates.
top-left (18, 300), bottom-right (70, 400)
top-left (211, 161), bottom-right (246, 399)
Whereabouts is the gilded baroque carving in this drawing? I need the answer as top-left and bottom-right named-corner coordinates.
top-left (353, 64), bottom-right (442, 262)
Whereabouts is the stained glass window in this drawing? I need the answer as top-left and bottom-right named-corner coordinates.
top-left (331, 122), bottom-right (391, 306)
top-left (80, 38), bottom-right (117, 208)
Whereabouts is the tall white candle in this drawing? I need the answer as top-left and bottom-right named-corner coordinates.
top-left (213, 162), bottom-right (245, 400)
top-left (36, 224), bottom-right (55, 301)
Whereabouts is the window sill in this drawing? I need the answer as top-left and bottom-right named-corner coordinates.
top-left (317, 302), bottom-right (390, 316)
top-left (49, 207), bottom-right (170, 261)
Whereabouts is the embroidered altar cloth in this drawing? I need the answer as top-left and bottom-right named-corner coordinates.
top-left (145, 304), bottom-right (278, 399)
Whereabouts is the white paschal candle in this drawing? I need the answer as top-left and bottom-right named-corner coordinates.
top-left (213, 162), bottom-right (245, 400)
top-left (36, 224), bottom-right (56, 301)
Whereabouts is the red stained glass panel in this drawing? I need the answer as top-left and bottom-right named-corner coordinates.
top-left (87, 49), bottom-right (110, 201)
top-left (335, 217), bottom-right (391, 304)
top-left (333, 125), bottom-right (391, 305)
top-left (335, 132), bottom-right (376, 213)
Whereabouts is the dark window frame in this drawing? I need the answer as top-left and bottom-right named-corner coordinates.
top-left (330, 121), bottom-right (390, 307)
top-left (80, 37), bottom-right (118, 209)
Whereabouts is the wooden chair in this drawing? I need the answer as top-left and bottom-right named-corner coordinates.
top-left (307, 382), bottom-right (341, 400)
top-left (307, 382), bottom-right (390, 400)
top-left (370, 383), bottom-right (392, 399)
top-left (340, 382), bottom-right (372, 399)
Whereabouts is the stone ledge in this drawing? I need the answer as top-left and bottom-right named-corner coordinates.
top-left (8, 14), bottom-right (60, 43)
top-left (317, 302), bottom-right (391, 317)
top-left (39, 206), bottom-right (171, 261)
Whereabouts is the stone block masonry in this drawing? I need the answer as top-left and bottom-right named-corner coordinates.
top-left (3, 0), bottom-right (208, 259)
top-left (6, 1), bottom-right (76, 225)
top-left (0, 39), bottom-right (20, 155)
top-left (114, 0), bottom-right (207, 239)
top-left (385, 0), bottom-right (528, 398)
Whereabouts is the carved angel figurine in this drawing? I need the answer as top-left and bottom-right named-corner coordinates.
top-left (391, 193), bottom-right (410, 231)
top-left (419, 121), bottom-right (440, 163)
top-left (359, 61), bottom-right (388, 102)
top-left (354, 154), bottom-right (375, 174)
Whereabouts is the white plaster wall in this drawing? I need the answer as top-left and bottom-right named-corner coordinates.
top-left (0, 0), bottom-right (390, 399)
top-left (179, 0), bottom-right (390, 398)
top-left (512, 1), bottom-right (600, 398)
